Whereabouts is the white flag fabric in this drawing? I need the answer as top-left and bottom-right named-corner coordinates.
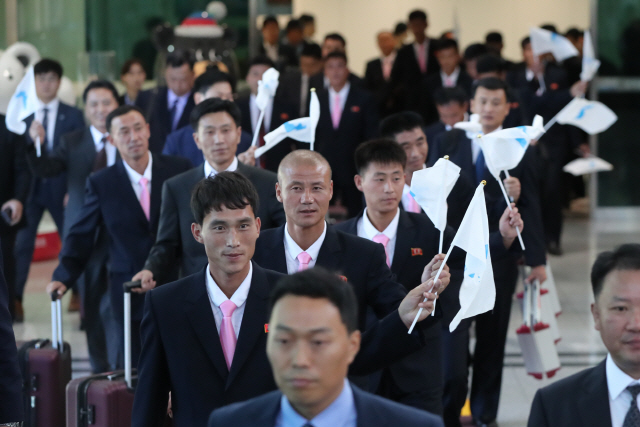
top-left (5, 66), bottom-right (39, 135)
top-left (453, 113), bottom-right (482, 140)
top-left (563, 156), bottom-right (613, 176)
top-left (255, 90), bottom-right (320, 158)
top-left (449, 183), bottom-right (495, 332)
top-left (254, 67), bottom-right (280, 111)
top-left (477, 127), bottom-right (530, 180)
top-left (516, 115), bottom-right (545, 141)
top-left (581, 30), bottom-right (601, 82)
top-left (529, 27), bottom-right (579, 62)
top-left (555, 97), bottom-right (617, 135)
top-left (410, 158), bottom-right (461, 231)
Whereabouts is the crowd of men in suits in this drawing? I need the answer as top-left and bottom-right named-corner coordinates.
top-left (0, 7), bottom-right (618, 427)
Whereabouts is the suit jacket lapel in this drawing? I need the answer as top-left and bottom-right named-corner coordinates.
top-left (184, 269), bottom-right (230, 382)
top-left (577, 360), bottom-right (613, 427)
top-left (149, 156), bottom-right (169, 229)
top-left (391, 210), bottom-right (413, 272)
top-left (226, 262), bottom-right (270, 387)
top-left (81, 129), bottom-right (97, 166)
top-left (53, 105), bottom-right (67, 148)
top-left (114, 160), bottom-right (149, 226)
top-left (264, 225), bottom-right (288, 274)
top-left (316, 226), bottom-right (342, 272)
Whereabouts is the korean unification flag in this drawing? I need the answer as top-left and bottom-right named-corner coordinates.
top-left (529, 27), bottom-right (579, 62)
top-left (563, 156), bottom-right (613, 176)
top-left (410, 158), bottom-right (461, 232)
top-left (581, 30), bottom-right (601, 82)
top-left (449, 184), bottom-right (495, 332)
top-left (5, 66), bottom-right (39, 135)
top-left (555, 97), bottom-right (617, 135)
top-left (255, 90), bottom-right (320, 158)
top-left (477, 127), bottom-right (530, 180)
top-left (254, 67), bottom-right (280, 111)
top-left (454, 113), bottom-right (482, 140)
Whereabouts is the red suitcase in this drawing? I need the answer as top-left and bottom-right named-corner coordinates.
top-left (16, 294), bottom-right (72, 427)
top-left (66, 281), bottom-right (140, 427)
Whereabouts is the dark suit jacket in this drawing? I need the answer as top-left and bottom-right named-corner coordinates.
top-left (236, 95), bottom-right (298, 172)
top-left (0, 115), bottom-right (31, 234)
top-left (309, 71), bottom-right (364, 93)
top-left (364, 57), bottom-right (397, 117)
top-left (208, 383), bottom-right (444, 427)
top-left (51, 155), bottom-right (191, 319)
top-left (0, 244), bottom-right (23, 423)
top-left (258, 43), bottom-right (298, 70)
top-left (136, 87), bottom-right (196, 154)
top-left (528, 360), bottom-right (612, 427)
top-left (391, 40), bottom-right (440, 113)
top-left (421, 70), bottom-right (474, 125)
top-left (143, 163), bottom-right (286, 283)
top-left (425, 122), bottom-right (446, 165)
top-left (24, 102), bottom-right (85, 206)
top-left (430, 129), bottom-right (546, 267)
top-left (161, 124), bottom-right (252, 167)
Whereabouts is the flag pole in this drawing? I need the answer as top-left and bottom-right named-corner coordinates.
top-left (309, 88), bottom-right (316, 151)
top-left (35, 136), bottom-right (41, 157)
top-left (497, 173), bottom-right (525, 250)
top-left (250, 109), bottom-right (266, 148)
top-left (433, 155), bottom-right (450, 316)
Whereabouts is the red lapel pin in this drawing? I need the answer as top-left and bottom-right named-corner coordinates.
top-left (411, 248), bottom-right (423, 256)
top-left (550, 83), bottom-right (559, 90)
top-left (338, 275), bottom-right (348, 282)
top-left (351, 105), bottom-right (360, 113)
top-left (280, 112), bottom-right (289, 120)
top-left (264, 324), bottom-right (269, 333)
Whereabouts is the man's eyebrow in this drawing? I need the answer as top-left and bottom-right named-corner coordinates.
top-left (274, 325), bottom-right (332, 334)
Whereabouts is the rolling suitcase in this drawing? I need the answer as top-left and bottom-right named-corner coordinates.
top-left (16, 293), bottom-right (72, 427)
top-left (66, 281), bottom-right (140, 427)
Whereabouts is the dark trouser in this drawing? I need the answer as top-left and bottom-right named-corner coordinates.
top-left (539, 141), bottom-right (569, 247)
top-left (14, 198), bottom-right (64, 301)
top-left (1, 231), bottom-right (18, 319)
top-left (441, 317), bottom-right (472, 427)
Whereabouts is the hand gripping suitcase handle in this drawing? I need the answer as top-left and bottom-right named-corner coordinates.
top-left (123, 281), bottom-right (141, 388)
top-left (50, 292), bottom-right (63, 352)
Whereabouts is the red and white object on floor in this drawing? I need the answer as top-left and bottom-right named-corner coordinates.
top-left (32, 231), bottom-right (61, 262)
top-left (516, 280), bottom-right (561, 379)
top-left (517, 287), bottom-right (561, 344)
top-left (543, 263), bottom-right (562, 316)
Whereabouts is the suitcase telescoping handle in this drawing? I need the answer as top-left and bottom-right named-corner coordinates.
top-left (123, 281), bottom-right (142, 388)
top-left (50, 292), bottom-right (63, 352)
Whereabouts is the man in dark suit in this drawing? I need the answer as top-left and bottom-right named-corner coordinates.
top-left (0, 243), bottom-right (23, 424)
top-left (308, 33), bottom-right (365, 92)
top-left (391, 10), bottom-right (439, 114)
top-left (14, 58), bottom-right (85, 319)
top-left (283, 18), bottom-right (319, 65)
top-left (162, 69), bottom-right (251, 166)
top-left (315, 51), bottom-right (378, 217)
top-left (430, 78), bottom-right (547, 427)
top-left (259, 16), bottom-right (298, 71)
top-left (209, 268), bottom-right (444, 427)
top-left (528, 244), bottom-right (640, 427)
top-left (134, 98), bottom-right (285, 288)
top-left (236, 56), bottom-right (299, 172)
top-left (46, 105), bottom-right (191, 369)
top-left (365, 31), bottom-right (398, 117)
top-left (27, 80), bottom-right (120, 372)
top-left (0, 115), bottom-right (31, 321)
top-left (136, 50), bottom-right (196, 153)
top-left (133, 173), bottom-right (438, 427)
top-left (277, 43), bottom-right (324, 117)
top-left (475, 54), bottom-right (524, 129)
top-left (426, 88), bottom-right (470, 163)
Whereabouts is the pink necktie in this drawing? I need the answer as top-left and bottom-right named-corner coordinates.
top-left (297, 251), bottom-right (312, 271)
top-left (219, 300), bottom-right (237, 369)
top-left (407, 193), bottom-right (421, 213)
top-left (139, 177), bottom-right (150, 220)
top-left (331, 93), bottom-right (341, 129)
top-left (418, 46), bottom-right (427, 73)
top-left (382, 58), bottom-right (392, 80)
top-left (445, 77), bottom-right (454, 87)
top-left (373, 233), bottom-right (391, 267)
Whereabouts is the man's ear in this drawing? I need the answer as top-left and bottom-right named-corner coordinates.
top-left (354, 174), bottom-right (364, 192)
top-left (275, 182), bottom-right (283, 203)
top-left (191, 222), bottom-right (204, 244)
top-left (591, 302), bottom-right (601, 332)
top-left (346, 330), bottom-right (361, 365)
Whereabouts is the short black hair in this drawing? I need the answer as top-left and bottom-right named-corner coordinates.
top-left (394, 22), bottom-right (407, 36)
top-left (472, 77), bottom-right (511, 99)
top-left (325, 51), bottom-right (347, 64)
top-left (166, 49), bottom-right (195, 70)
top-left (408, 9), bottom-right (427, 22)
top-left (193, 69), bottom-right (233, 95)
top-left (247, 55), bottom-right (276, 71)
top-left (463, 43), bottom-right (489, 60)
top-left (120, 58), bottom-right (145, 76)
top-left (34, 59), bottom-right (63, 78)
top-left (521, 36), bottom-right (531, 50)
top-left (324, 33), bottom-right (346, 47)
top-left (485, 31), bottom-right (503, 44)
top-left (262, 15), bottom-right (279, 28)
top-left (286, 19), bottom-right (303, 33)
top-left (269, 267), bottom-right (359, 334)
top-left (301, 43), bottom-right (322, 60)
top-left (565, 28), bottom-right (583, 40)
top-left (105, 105), bottom-right (146, 132)
top-left (354, 138), bottom-right (407, 175)
top-left (476, 54), bottom-right (507, 75)
top-left (190, 171), bottom-right (260, 225)
top-left (435, 38), bottom-right (459, 52)
top-left (380, 111), bottom-right (424, 138)
top-left (82, 80), bottom-right (119, 104)
top-left (433, 87), bottom-right (468, 106)
top-left (591, 244), bottom-right (640, 299)
top-left (299, 14), bottom-right (315, 25)
top-left (540, 24), bottom-right (558, 33)
top-left (190, 97), bottom-right (241, 130)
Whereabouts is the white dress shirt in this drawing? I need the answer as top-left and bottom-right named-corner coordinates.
top-left (402, 182), bottom-right (425, 214)
top-left (356, 208), bottom-right (400, 266)
top-left (205, 263), bottom-right (253, 338)
top-left (89, 126), bottom-right (117, 167)
top-left (249, 93), bottom-right (274, 133)
top-left (440, 66), bottom-right (461, 87)
top-left (283, 222), bottom-right (327, 274)
top-left (525, 68), bottom-right (546, 94)
top-left (607, 354), bottom-right (640, 427)
top-left (167, 89), bottom-right (190, 130)
top-left (299, 73), bottom-right (310, 116)
top-left (328, 82), bottom-right (351, 120)
top-left (263, 42), bottom-right (279, 63)
top-left (35, 98), bottom-right (60, 150)
top-left (381, 51), bottom-right (397, 80)
top-left (413, 39), bottom-right (430, 71)
top-left (122, 152), bottom-right (152, 202)
top-left (204, 156), bottom-right (238, 178)
top-left (472, 126), bottom-right (502, 164)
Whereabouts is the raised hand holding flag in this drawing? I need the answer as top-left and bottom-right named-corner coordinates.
top-left (529, 27), bottom-right (579, 62)
top-left (251, 67), bottom-right (280, 148)
top-left (5, 66), bottom-right (41, 156)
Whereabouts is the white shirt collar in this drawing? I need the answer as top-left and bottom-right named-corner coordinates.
top-left (167, 89), bottom-right (190, 105)
top-left (204, 157), bottom-right (238, 178)
top-left (382, 51), bottom-right (397, 63)
top-left (37, 97), bottom-right (60, 111)
top-left (607, 353), bottom-right (640, 401)
top-left (329, 81), bottom-right (350, 99)
top-left (441, 66), bottom-right (461, 86)
top-left (525, 68), bottom-right (535, 81)
top-left (284, 221), bottom-right (327, 263)
top-left (361, 207), bottom-right (400, 241)
top-left (205, 262), bottom-right (253, 310)
top-left (122, 152), bottom-right (152, 184)
top-left (89, 125), bottom-right (107, 147)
